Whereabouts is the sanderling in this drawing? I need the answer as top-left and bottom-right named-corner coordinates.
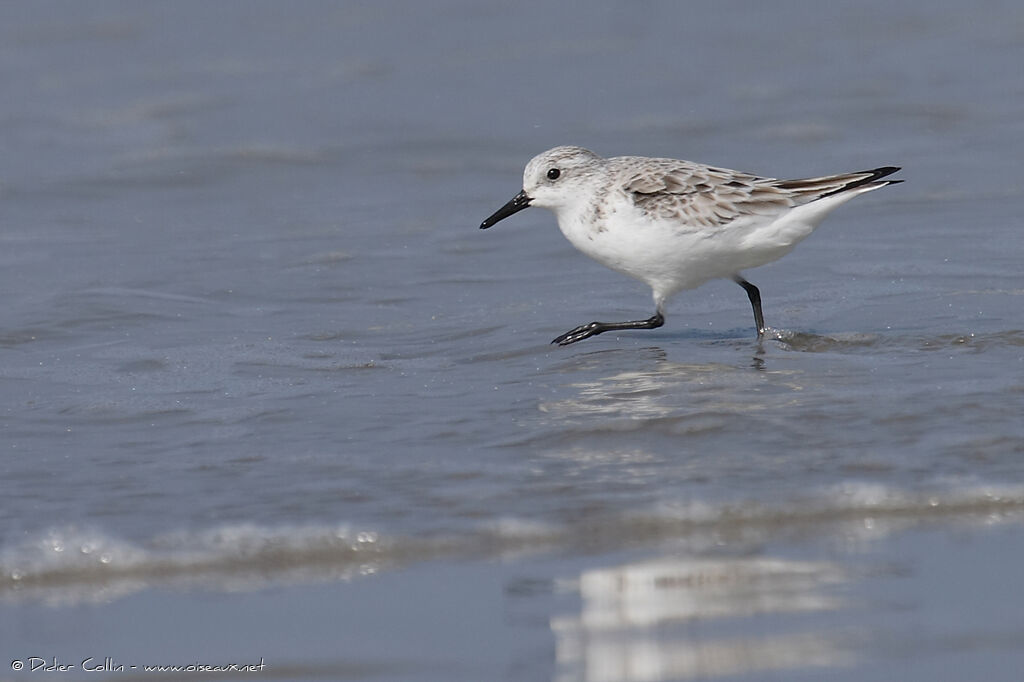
top-left (480, 146), bottom-right (901, 345)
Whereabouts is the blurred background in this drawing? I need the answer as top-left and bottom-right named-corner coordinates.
top-left (1, 2), bottom-right (1023, 681)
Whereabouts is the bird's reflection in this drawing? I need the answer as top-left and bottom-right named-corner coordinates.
top-left (551, 556), bottom-right (854, 681)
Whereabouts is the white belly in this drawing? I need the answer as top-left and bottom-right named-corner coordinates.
top-left (555, 194), bottom-right (850, 305)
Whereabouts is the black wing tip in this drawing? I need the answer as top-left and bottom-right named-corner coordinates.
top-left (820, 166), bottom-right (903, 198)
top-left (865, 166), bottom-right (901, 180)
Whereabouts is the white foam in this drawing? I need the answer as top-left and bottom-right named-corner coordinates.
top-left (0, 523), bottom-right (392, 605)
top-left (4, 481), bottom-right (1022, 605)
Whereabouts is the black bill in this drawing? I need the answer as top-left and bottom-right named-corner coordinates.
top-left (480, 190), bottom-right (532, 229)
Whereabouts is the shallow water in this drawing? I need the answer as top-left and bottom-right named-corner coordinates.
top-left (2, 1), bottom-right (1024, 680)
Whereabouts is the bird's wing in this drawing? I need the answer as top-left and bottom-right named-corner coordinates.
top-left (774, 166), bottom-right (902, 198)
top-left (622, 160), bottom-right (900, 228)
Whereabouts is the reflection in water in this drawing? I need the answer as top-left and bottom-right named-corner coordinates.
top-left (540, 356), bottom-right (803, 422)
top-left (552, 557), bottom-right (853, 681)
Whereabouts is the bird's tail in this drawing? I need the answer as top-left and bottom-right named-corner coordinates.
top-left (777, 166), bottom-right (902, 202)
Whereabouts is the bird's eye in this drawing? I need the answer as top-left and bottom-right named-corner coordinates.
top-left (547, 168), bottom-right (561, 180)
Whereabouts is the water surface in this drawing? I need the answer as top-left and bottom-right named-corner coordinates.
top-left (2, 2), bottom-right (1023, 680)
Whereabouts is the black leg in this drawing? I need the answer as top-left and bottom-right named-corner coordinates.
top-left (733, 276), bottom-right (765, 337)
top-left (552, 311), bottom-right (664, 346)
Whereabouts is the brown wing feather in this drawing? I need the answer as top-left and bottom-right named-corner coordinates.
top-left (622, 161), bottom-right (900, 228)
top-left (622, 161), bottom-right (792, 227)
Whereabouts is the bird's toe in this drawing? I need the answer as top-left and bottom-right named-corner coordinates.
top-left (552, 322), bottom-right (601, 346)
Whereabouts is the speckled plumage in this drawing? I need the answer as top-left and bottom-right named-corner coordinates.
top-left (481, 146), bottom-right (901, 345)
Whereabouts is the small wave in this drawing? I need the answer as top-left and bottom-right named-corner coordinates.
top-left (0, 524), bottom-right (399, 605)
top-left (765, 328), bottom-right (1024, 354)
top-left (2, 482), bottom-right (1022, 605)
top-left (651, 480), bottom-right (1024, 526)
top-left (767, 329), bottom-right (882, 352)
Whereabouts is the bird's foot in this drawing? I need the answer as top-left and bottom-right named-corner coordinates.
top-left (552, 322), bottom-right (604, 346)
